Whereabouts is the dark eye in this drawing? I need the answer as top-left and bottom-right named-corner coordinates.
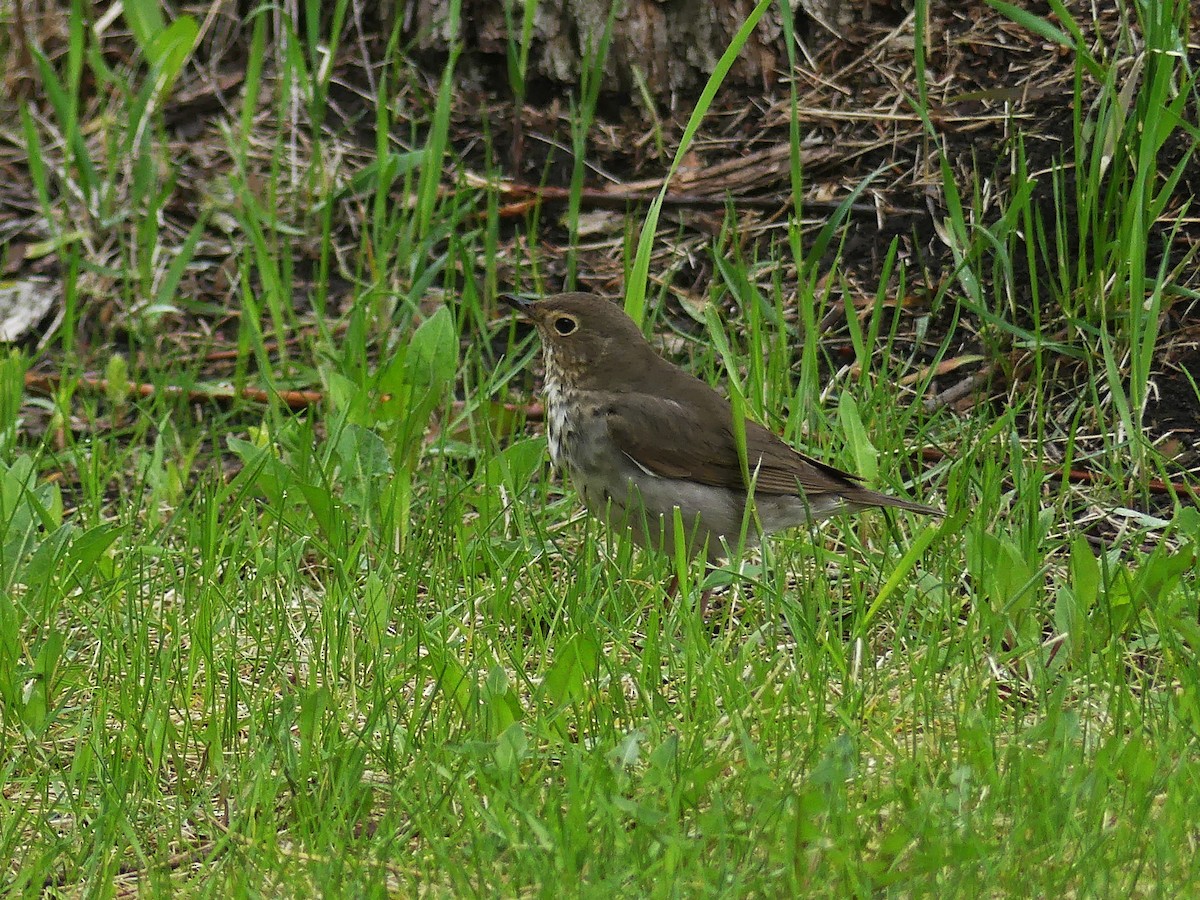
top-left (553, 316), bottom-right (577, 335)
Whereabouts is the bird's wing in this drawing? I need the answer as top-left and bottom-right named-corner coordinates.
top-left (603, 392), bottom-right (864, 497)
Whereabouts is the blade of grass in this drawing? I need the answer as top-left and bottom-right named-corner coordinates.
top-left (625, 0), bottom-right (774, 327)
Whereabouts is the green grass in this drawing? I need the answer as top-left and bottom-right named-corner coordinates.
top-left (2, 0), bottom-right (1199, 896)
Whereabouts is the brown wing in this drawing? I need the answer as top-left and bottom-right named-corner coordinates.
top-left (603, 392), bottom-right (865, 497)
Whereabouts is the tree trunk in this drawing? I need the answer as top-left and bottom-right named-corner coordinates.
top-left (404, 0), bottom-right (887, 105)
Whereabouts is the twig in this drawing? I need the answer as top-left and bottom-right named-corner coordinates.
top-left (24, 372), bottom-right (323, 410)
top-left (918, 446), bottom-right (1195, 499)
top-left (24, 371), bottom-right (547, 422)
top-left (923, 363), bottom-right (998, 411)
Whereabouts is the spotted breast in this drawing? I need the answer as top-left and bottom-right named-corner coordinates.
top-left (542, 368), bottom-right (575, 470)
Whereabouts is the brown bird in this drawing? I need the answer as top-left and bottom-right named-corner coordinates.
top-left (503, 292), bottom-right (941, 570)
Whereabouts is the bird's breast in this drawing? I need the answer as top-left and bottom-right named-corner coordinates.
top-left (542, 371), bottom-right (575, 469)
top-left (542, 377), bottom-right (618, 486)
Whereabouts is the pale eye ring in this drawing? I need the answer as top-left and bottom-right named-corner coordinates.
top-left (553, 316), bottom-right (577, 336)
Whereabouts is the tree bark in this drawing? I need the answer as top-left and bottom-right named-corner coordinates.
top-left (403, 0), bottom-right (880, 105)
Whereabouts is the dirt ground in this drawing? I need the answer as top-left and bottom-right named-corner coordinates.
top-left (1, 1), bottom-right (1197, 493)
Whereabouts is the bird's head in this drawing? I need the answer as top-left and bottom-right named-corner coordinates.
top-left (502, 292), bottom-right (656, 390)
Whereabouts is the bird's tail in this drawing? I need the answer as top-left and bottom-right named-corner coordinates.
top-left (851, 488), bottom-right (943, 517)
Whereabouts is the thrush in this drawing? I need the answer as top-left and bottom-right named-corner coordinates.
top-left (503, 292), bottom-right (942, 568)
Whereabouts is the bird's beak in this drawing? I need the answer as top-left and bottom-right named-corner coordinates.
top-left (500, 294), bottom-right (537, 319)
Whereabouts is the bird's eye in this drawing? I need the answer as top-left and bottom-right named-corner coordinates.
top-left (553, 316), bottom-right (577, 336)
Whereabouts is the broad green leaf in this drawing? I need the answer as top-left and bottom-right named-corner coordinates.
top-left (494, 722), bottom-right (528, 775)
top-left (541, 633), bottom-right (601, 709)
top-left (837, 392), bottom-right (877, 482)
top-left (405, 305), bottom-right (458, 391)
top-left (1069, 535), bottom-right (1100, 611)
top-left (122, 0), bottom-right (167, 51)
top-left (146, 16), bottom-right (198, 93)
top-left (363, 570), bottom-right (390, 652)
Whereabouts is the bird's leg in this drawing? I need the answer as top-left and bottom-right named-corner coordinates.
top-left (664, 567), bottom-right (722, 622)
top-left (664, 573), bottom-right (680, 601)
top-left (697, 562), bottom-right (723, 620)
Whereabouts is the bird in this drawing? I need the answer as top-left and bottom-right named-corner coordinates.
top-left (502, 291), bottom-right (942, 575)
